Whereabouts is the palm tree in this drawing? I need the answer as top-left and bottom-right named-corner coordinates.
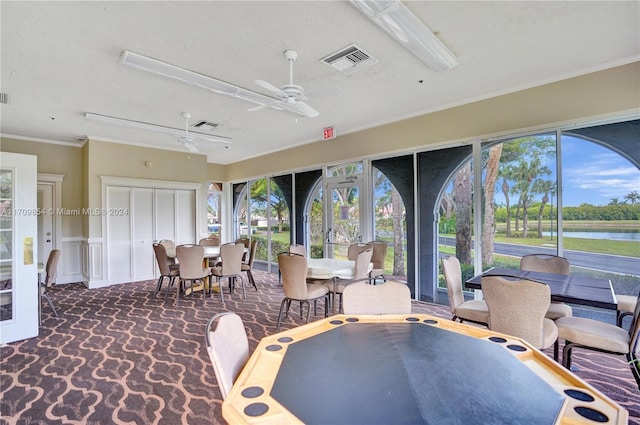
top-left (624, 190), bottom-right (639, 205)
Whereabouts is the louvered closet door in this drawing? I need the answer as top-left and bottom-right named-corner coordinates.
top-left (132, 188), bottom-right (155, 281)
top-left (155, 189), bottom-right (176, 243)
top-left (107, 187), bottom-right (132, 284)
top-left (175, 190), bottom-right (196, 246)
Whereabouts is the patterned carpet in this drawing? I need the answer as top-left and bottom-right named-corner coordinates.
top-left (1, 269), bottom-right (638, 425)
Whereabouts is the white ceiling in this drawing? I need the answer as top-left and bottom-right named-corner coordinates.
top-left (1, 1), bottom-right (638, 164)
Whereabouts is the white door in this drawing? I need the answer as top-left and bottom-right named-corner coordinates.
top-left (37, 183), bottom-right (54, 265)
top-left (1, 152), bottom-right (39, 344)
top-left (324, 180), bottom-right (363, 259)
top-left (107, 186), bottom-right (132, 285)
top-left (132, 188), bottom-right (155, 281)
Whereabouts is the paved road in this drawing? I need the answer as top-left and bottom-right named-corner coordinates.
top-left (439, 237), bottom-right (639, 276)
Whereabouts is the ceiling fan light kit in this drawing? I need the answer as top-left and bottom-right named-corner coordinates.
top-left (350, 0), bottom-right (458, 71)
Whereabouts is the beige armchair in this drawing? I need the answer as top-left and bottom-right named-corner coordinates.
top-left (41, 249), bottom-right (61, 318)
top-left (342, 279), bottom-right (411, 315)
top-left (555, 291), bottom-right (640, 390)
top-left (440, 255), bottom-right (489, 326)
top-left (324, 247), bottom-right (373, 313)
top-left (481, 275), bottom-right (558, 350)
top-left (616, 294), bottom-right (638, 327)
top-left (152, 243), bottom-right (180, 299)
top-left (277, 253), bottom-right (329, 331)
top-left (211, 243), bottom-right (246, 302)
top-left (241, 239), bottom-right (258, 290)
top-left (519, 254), bottom-right (572, 320)
top-left (175, 244), bottom-right (210, 305)
top-left (367, 240), bottom-right (388, 282)
top-left (205, 312), bottom-right (250, 399)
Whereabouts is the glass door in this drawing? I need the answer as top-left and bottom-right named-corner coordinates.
top-left (324, 166), bottom-right (364, 259)
top-left (1, 152), bottom-right (39, 344)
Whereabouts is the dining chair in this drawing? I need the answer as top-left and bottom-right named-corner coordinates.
top-left (159, 239), bottom-right (176, 265)
top-left (616, 293), bottom-right (638, 327)
top-left (211, 243), bottom-right (246, 302)
top-left (152, 243), bottom-right (180, 299)
top-left (324, 247), bottom-right (373, 313)
top-left (440, 255), bottom-right (489, 326)
top-left (342, 278), bottom-right (411, 315)
top-left (366, 240), bottom-right (388, 282)
top-left (288, 244), bottom-right (306, 257)
top-left (199, 237), bottom-right (221, 266)
top-left (40, 249), bottom-right (61, 318)
top-left (241, 239), bottom-right (258, 290)
top-left (205, 312), bottom-right (250, 399)
top-left (481, 275), bottom-right (558, 351)
top-left (519, 254), bottom-right (573, 320)
top-left (555, 290), bottom-right (640, 390)
top-left (278, 244), bottom-right (306, 283)
top-left (277, 253), bottom-right (329, 331)
top-left (235, 238), bottom-right (250, 263)
top-left (175, 244), bottom-right (210, 305)
top-left (347, 243), bottom-right (370, 261)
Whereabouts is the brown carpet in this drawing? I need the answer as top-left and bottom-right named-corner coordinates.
top-left (1, 270), bottom-right (638, 425)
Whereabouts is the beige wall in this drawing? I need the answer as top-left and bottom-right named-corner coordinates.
top-left (226, 62), bottom-right (640, 181)
top-left (0, 138), bottom-right (84, 238)
top-left (84, 140), bottom-right (209, 237)
top-left (207, 162), bottom-right (226, 182)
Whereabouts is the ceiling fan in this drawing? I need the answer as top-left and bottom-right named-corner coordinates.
top-left (85, 112), bottom-right (231, 152)
top-left (252, 50), bottom-right (320, 118)
top-left (177, 112), bottom-right (202, 152)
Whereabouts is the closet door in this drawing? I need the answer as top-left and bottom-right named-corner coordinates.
top-left (107, 187), bottom-right (132, 284)
top-left (132, 188), bottom-right (155, 281)
top-left (176, 189), bottom-right (196, 246)
top-left (155, 189), bottom-right (176, 243)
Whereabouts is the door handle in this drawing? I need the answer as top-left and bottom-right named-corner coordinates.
top-left (46, 239), bottom-right (51, 243)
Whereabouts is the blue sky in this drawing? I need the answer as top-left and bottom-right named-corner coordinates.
top-left (561, 136), bottom-right (639, 206)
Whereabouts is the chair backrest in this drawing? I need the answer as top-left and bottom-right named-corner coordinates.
top-left (343, 280), bottom-right (411, 315)
top-left (205, 312), bottom-right (250, 399)
top-left (520, 254), bottom-right (570, 275)
top-left (629, 291), bottom-right (640, 388)
top-left (288, 244), bottom-right (306, 257)
top-left (353, 248), bottom-right (373, 279)
top-left (176, 244), bottom-right (205, 279)
top-left (44, 249), bottom-right (61, 287)
top-left (199, 237), bottom-right (220, 247)
top-left (159, 239), bottom-right (175, 250)
top-left (235, 238), bottom-right (250, 261)
top-left (219, 243), bottom-right (245, 275)
top-left (481, 275), bottom-right (551, 348)
top-left (152, 243), bottom-right (171, 275)
top-left (441, 255), bottom-right (464, 314)
top-left (245, 239), bottom-right (258, 267)
top-left (347, 243), bottom-right (370, 261)
top-left (367, 240), bottom-right (388, 270)
top-left (278, 253), bottom-right (308, 299)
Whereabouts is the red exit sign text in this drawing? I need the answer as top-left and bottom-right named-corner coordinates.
top-left (323, 127), bottom-right (336, 140)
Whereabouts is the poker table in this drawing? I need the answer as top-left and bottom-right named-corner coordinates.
top-left (222, 314), bottom-right (627, 424)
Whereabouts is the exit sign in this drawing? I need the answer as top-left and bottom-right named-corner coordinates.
top-left (323, 126), bottom-right (336, 140)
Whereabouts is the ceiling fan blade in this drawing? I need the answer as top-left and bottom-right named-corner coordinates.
top-left (248, 99), bottom-right (285, 112)
top-left (255, 79), bottom-right (286, 97)
top-left (283, 100), bottom-right (320, 118)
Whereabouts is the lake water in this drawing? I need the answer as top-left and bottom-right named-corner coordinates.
top-left (541, 231), bottom-right (640, 241)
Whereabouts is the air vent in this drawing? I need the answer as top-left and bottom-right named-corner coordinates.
top-left (192, 120), bottom-right (219, 131)
top-left (321, 44), bottom-right (378, 75)
top-left (0, 93), bottom-right (9, 104)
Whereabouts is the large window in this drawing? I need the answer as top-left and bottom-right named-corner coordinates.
top-left (437, 121), bottom-right (639, 303)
